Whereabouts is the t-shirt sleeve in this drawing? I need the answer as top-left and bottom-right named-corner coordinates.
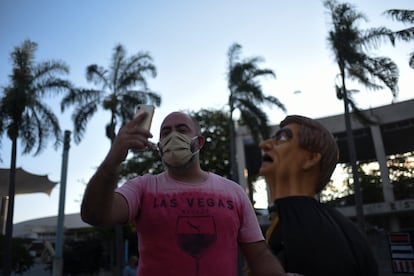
top-left (234, 183), bottom-right (265, 243)
top-left (115, 174), bottom-right (154, 222)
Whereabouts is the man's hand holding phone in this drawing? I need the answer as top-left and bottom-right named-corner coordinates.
top-left (134, 104), bottom-right (155, 131)
top-left (103, 105), bottom-right (155, 166)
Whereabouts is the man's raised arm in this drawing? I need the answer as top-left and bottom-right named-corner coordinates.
top-left (80, 113), bottom-right (153, 225)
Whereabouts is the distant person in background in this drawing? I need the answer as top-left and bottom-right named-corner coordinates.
top-left (258, 115), bottom-right (378, 275)
top-left (123, 255), bottom-right (138, 276)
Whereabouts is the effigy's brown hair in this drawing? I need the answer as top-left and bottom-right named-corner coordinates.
top-left (280, 115), bottom-right (339, 193)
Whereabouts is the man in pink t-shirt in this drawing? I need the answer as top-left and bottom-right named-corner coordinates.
top-left (81, 111), bottom-right (286, 276)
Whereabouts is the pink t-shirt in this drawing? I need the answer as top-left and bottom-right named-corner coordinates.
top-left (116, 172), bottom-right (264, 276)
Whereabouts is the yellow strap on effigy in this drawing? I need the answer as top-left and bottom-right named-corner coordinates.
top-left (245, 211), bottom-right (279, 276)
top-left (265, 211), bottom-right (279, 242)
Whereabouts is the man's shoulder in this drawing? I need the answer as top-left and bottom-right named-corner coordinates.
top-left (123, 172), bottom-right (166, 188)
top-left (206, 173), bottom-right (247, 195)
top-left (208, 172), bottom-right (238, 184)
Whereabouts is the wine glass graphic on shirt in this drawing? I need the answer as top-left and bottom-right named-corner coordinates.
top-left (176, 216), bottom-right (217, 276)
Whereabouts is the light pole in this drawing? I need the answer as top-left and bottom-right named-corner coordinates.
top-left (53, 130), bottom-right (71, 276)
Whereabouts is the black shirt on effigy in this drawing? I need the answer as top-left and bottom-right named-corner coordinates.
top-left (267, 196), bottom-right (378, 276)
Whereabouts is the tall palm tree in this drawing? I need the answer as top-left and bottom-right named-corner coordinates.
top-left (324, 0), bottom-right (399, 231)
top-left (61, 43), bottom-right (161, 275)
top-left (383, 9), bottom-right (414, 69)
top-left (226, 42), bottom-right (286, 200)
top-left (0, 39), bottom-right (72, 275)
top-left (61, 43), bottom-right (161, 144)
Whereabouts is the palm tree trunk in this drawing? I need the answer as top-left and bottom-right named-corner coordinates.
top-left (229, 95), bottom-right (239, 184)
top-left (3, 135), bottom-right (18, 276)
top-left (230, 118), bottom-right (239, 183)
top-left (342, 76), bottom-right (365, 231)
top-left (109, 123), bottom-right (124, 276)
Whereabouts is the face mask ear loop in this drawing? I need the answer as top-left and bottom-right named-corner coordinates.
top-left (157, 142), bottom-right (163, 157)
top-left (191, 136), bottom-right (200, 153)
top-left (192, 149), bottom-right (200, 158)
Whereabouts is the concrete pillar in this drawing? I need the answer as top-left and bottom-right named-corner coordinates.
top-left (370, 125), bottom-right (394, 202)
top-left (370, 125), bottom-right (399, 231)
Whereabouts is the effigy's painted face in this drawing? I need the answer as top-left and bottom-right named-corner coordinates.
top-left (259, 123), bottom-right (309, 183)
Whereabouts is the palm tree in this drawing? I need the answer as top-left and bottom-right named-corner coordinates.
top-left (61, 43), bottom-right (161, 275)
top-left (383, 9), bottom-right (414, 69)
top-left (324, 0), bottom-right (399, 231)
top-left (226, 42), bottom-right (286, 200)
top-left (61, 43), bottom-right (161, 144)
top-left (0, 39), bottom-right (72, 275)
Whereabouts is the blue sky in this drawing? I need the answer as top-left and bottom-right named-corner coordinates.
top-left (0, 0), bottom-right (413, 223)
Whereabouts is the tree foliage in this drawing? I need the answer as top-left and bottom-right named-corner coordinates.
top-left (324, 0), bottom-right (399, 230)
top-left (0, 39), bottom-right (72, 275)
top-left (324, 0), bottom-right (399, 110)
top-left (62, 238), bottom-right (106, 275)
top-left (226, 42), bottom-right (285, 143)
top-left (61, 43), bottom-right (161, 144)
top-left (388, 152), bottom-right (414, 200)
top-left (120, 144), bottom-right (163, 180)
top-left (0, 236), bottom-right (35, 274)
top-left (322, 151), bottom-right (414, 205)
top-left (383, 9), bottom-right (414, 68)
top-left (0, 39), bottom-right (72, 155)
top-left (191, 109), bottom-right (231, 178)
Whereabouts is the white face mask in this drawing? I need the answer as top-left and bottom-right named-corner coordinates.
top-left (159, 132), bottom-right (199, 168)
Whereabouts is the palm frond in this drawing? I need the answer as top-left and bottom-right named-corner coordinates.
top-left (33, 79), bottom-right (73, 97)
top-left (61, 89), bottom-right (102, 111)
top-left (111, 44), bottom-right (127, 86)
top-left (369, 57), bottom-right (399, 96)
top-left (360, 27), bottom-right (395, 48)
top-left (33, 61), bottom-right (70, 78)
top-left (264, 95), bottom-right (286, 112)
top-left (392, 27), bottom-right (414, 42)
top-left (32, 100), bottom-right (62, 152)
top-left (72, 101), bottom-right (99, 144)
top-left (227, 43), bottom-right (242, 68)
top-left (238, 98), bottom-right (271, 141)
top-left (86, 64), bottom-right (108, 88)
top-left (409, 50), bottom-right (414, 68)
top-left (20, 112), bottom-right (37, 154)
top-left (384, 9), bottom-right (414, 24)
top-left (347, 61), bottom-right (384, 91)
top-left (383, 10), bottom-right (414, 42)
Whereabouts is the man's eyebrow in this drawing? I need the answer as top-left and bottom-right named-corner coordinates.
top-left (160, 123), bottom-right (190, 132)
top-left (175, 123), bottom-right (189, 129)
top-left (160, 126), bottom-right (171, 132)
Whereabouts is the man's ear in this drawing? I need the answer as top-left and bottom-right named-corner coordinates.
top-left (196, 135), bottom-right (205, 149)
top-left (303, 152), bottom-right (321, 170)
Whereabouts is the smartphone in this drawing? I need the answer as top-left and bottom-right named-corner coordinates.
top-left (134, 104), bottom-right (155, 131)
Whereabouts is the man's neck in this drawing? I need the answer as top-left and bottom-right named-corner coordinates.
top-left (167, 162), bottom-right (208, 183)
